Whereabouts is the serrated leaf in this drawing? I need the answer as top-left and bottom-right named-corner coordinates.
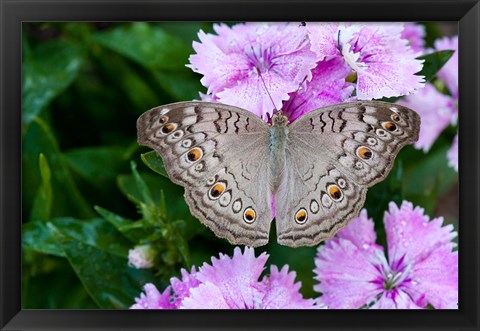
top-left (22, 40), bottom-right (85, 124)
top-left (416, 50), bottom-right (454, 83)
top-left (29, 154), bottom-right (53, 221)
top-left (141, 151), bottom-right (168, 177)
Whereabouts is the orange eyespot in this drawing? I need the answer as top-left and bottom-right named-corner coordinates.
top-left (159, 116), bottom-right (168, 124)
top-left (383, 121), bottom-right (397, 132)
top-left (209, 183), bottom-right (225, 199)
top-left (244, 208), bottom-right (256, 223)
top-left (187, 148), bottom-right (202, 162)
top-left (295, 209), bottom-right (308, 224)
top-left (357, 146), bottom-right (372, 160)
top-left (391, 114), bottom-right (400, 122)
top-left (162, 123), bottom-right (175, 134)
top-left (328, 185), bottom-right (342, 200)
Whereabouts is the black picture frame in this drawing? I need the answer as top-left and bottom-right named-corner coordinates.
top-left (1, 0), bottom-right (479, 330)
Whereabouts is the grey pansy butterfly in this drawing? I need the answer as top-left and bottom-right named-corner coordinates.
top-left (137, 101), bottom-right (420, 248)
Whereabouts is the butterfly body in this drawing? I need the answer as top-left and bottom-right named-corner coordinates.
top-left (137, 101), bottom-right (420, 248)
top-left (269, 112), bottom-right (289, 191)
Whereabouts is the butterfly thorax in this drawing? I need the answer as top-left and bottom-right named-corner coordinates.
top-left (270, 112), bottom-right (289, 191)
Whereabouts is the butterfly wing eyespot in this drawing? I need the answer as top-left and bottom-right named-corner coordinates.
top-left (209, 182), bottom-right (226, 199)
top-left (243, 207), bottom-right (256, 223)
top-left (186, 147), bottom-right (203, 162)
top-left (327, 184), bottom-right (343, 201)
top-left (382, 121), bottom-right (397, 132)
top-left (295, 209), bottom-right (308, 224)
top-left (356, 146), bottom-right (372, 160)
top-left (391, 114), bottom-right (400, 122)
top-left (159, 115), bottom-right (168, 124)
top-left (161, 123), bottom-right (176, 134)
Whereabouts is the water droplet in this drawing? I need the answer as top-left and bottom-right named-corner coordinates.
top-left (401, 220), bottom-right (406, 226)
top-left (362, 244), bottom-right (369, 249)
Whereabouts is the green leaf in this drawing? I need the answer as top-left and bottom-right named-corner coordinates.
top-left (117, 172), bottom-right (203, 239)
top-left (29, 154), bottom-right (53, 221)
top-left (23, 217), bottom-right (132, 258)
top-left (22, 40), bottom-right (85, 124)
top-left (22, 254), bottom-right (97, 308)
top-left (52, 218), bottom-right (132, 258)
top-left (154, 70), bottom-right (203, 101)
top-left (52, 226), bottom-right (157, 309)
top-left (141, 151), bottom-right (168, 177)
top-left (416, 50), bottom-right (454, 83)
top-left (90, 48), bottom-right (162, 113)
top-left (65, 146), bottom-right (128, 184)
top-left (403, 145), bottom-right (457, 214)
top-left (23, 221), bottom-right (66, 257)
top-left (130, 161), bottom-right (154, 205)
top-left (23, 117), bottom-right (94, 219)
top-left (93, 22), bottom-right (190, 70)
top-left (94, 206), bottom-right (149, 242)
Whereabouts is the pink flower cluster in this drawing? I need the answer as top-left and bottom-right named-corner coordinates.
top-left (398, 35), bottom-right (458, 170)
top-left (314, 201), bottom-right (458, 309)
top-left (130, 247), bottom-right (319, 309)
top-left (189, 22), bottom-right (425, 121)
top-left (130, 201), bottom-right (458, 309)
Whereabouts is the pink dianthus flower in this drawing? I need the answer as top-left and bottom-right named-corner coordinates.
top-left (314, 202), bottom-right (458, 309)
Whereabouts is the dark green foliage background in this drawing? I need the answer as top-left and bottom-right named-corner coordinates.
top-left (22, 22), bottom-right (458, 308)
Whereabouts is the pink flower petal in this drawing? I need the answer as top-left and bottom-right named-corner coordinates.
top-left (401, 23), bottom-right (426, 54)
top-left (258, 265), bottom-right (315, 309)
top-left (447, 134), bottom-right (458, 171)
top-left (195, 247), bottom-right (268, 309)
top-left (370, 289), bottom-right (423, 309)
top-left (130, 283), bottom-right (175, 309)
top-left (284, 57), bottom-right (354, 121)
top-left (169, 266), bottom-right (200, 308)
top-left (343, 23), bottom-right (425, 99)
top-left (434, 36), bottom-right (458, 98)
top-left (335, 209), bottom-right (383, 252)
top-left (404, 245), bottom-right (458, 309)
top-left (314, 238), bottom-right (383, 308)
top-left (216, 71), bottom-right (294, 120)
top-left (384, 201), bottom-right (457, 267)
top-left (398, 83), bottom-right (456, 152)
top-left (305, 22), bottom-right (341, 60)
top-left (180, 282), bottom-right (230, 309)
top-left (189, 29), bottom-right (250, 94)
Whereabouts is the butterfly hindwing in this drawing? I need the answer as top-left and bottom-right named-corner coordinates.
top-left (137, 102), bottom-right (273, 247)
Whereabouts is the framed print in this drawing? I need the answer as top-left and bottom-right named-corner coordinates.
top-left (1, 0), bottom-right (479, 330)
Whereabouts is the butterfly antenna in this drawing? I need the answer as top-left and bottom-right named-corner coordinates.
top-left (256, 66), bottom-right (278, 114)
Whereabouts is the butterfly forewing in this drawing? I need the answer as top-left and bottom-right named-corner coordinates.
top-left (137, 102), bottom-right (273, 247)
